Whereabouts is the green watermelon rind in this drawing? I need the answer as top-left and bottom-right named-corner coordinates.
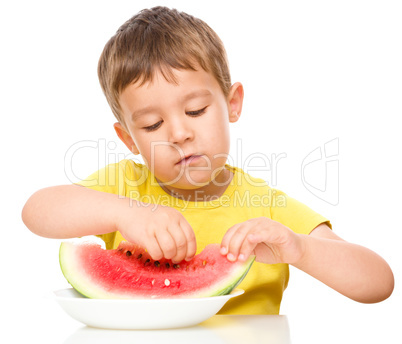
top-left (59, 241), bottom-right (255, 299)
top-left (60, 242), bottom-right (130, 299)
top-left (207, 255), bottom-right (255, 297)
top-left (59, 242), bottom-right (87, 298)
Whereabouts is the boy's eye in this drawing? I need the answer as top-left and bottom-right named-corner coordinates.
top-left (186, 106), bottom-right (207, 117)
top-left (142, 107), bottom-right (207, 131)
top-left (143, 120), bottom-right (163, 132)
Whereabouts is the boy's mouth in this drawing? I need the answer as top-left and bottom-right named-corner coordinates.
top-left (176, 154), bottom-right (204, 166)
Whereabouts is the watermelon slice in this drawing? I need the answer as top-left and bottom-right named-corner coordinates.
top-left (59, 240), bottom-right (255, 299)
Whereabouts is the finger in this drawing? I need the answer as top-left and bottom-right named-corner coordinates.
top-left (167, 223), bottom-right (188, 263)
top-left (248, 221), bottom-right (284, 245)
top-left (226, 224), bottom-right (253, 261)
top-left (220, 223), bottom-right (242, 255)
top-left (179, 219), bottom-right (197, 261)
top-left (144, 231), bottom-right (165, 261)
top-left (154, 227), bottom-right (177, 260)
top-left (237, 221), bottom-right (279, 260)
top-left (247, 232), bottom-right (265, 244)
top-left (236, 234), bottom-right (260, 261)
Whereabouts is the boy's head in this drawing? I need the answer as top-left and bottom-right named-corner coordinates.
top-left (97, 6), bottom-right (244, 193)
top-left (98, 6), bottom-right (231, 128)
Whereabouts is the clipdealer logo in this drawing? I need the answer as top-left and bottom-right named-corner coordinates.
top-left (301, 138), bottom-right (339, 206)
top-left (64, 138), bottom-right (340, 206)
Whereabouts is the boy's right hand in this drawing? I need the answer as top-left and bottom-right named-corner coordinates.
top-left (116, 201), bottom-right (196, 263)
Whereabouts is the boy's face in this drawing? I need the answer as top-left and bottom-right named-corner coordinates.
top-left (115, 67), bottom-right (243, 193)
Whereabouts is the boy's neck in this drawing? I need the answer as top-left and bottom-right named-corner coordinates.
top-left (157, 167), bottom-right (234, 202)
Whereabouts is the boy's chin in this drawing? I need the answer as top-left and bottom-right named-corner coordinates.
top-left (162, 180), bottom-right (211, 191)
top-left (159, 167), bottom-right (231, 192)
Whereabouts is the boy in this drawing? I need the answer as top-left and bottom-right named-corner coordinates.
top-left (22, 6), bottom-right (393, 314)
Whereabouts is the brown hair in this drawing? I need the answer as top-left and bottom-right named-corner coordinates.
top-left (98, 6), bottom-right (231, 126)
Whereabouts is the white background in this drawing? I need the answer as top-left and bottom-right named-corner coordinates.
top-left (1, 0), bottom-right (401, 342)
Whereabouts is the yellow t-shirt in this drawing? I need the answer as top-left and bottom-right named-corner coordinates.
top-left (77, 159), bottom-right (330, 314)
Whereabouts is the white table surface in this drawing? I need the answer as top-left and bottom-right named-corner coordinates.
top-left (3, 288), bottom-right (399, 344)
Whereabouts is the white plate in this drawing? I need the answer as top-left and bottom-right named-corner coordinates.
top-left (52, 288), bottom-right (244, 330)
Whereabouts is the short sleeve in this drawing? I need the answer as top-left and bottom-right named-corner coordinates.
top-left (270, 189), bottom-right (331, 235)
top-left (73, 160), bottom-right (149, 248)
top-left (74, 162), bottom-right (126, 196)
top-left (74, 161), bottom-right (129, 248)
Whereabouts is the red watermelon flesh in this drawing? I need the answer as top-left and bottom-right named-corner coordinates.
top-left (59, 240), bottom-right (255, 299)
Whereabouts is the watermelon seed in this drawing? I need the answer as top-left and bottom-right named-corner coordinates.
top-left (126, 251), bottom-right (132, 257)
top-left (203, 260), bottom-right (207, 266)
top-left (164, 279), bottom-right (171, 286)
top-left (165, 263), bottom-right (170, 269)
top-left (137, 254), bottom-right (142, 259)
top-left (144, 259), bottom-right (151, 266)
top-left (154, 261), bottom-right (160, 267)
top-left (173, 264), bottom-right (180, 269)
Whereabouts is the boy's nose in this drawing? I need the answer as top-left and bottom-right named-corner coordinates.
top-left (168, 119), bottom-right (194, 144)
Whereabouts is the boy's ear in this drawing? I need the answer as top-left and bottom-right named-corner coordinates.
top-left (113, 122), bottom-right (140, 155)
top-left (227, 82), bottom-right (244, 123)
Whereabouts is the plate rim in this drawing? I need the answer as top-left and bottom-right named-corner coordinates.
top-left (51, 287), bottom-right (244, 303)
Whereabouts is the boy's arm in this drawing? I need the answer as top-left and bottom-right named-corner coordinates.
top-left (220, 218), bottom-right (394, 303)
top-left (22, 185), bottom-right (123, 239)
top-left (22, 185), bottom-right (196, 263)
top-left (293, 223), bottom-right (394, 303)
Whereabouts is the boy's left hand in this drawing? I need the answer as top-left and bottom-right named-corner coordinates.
top-left (220, 217), bottom-right (305, 264)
